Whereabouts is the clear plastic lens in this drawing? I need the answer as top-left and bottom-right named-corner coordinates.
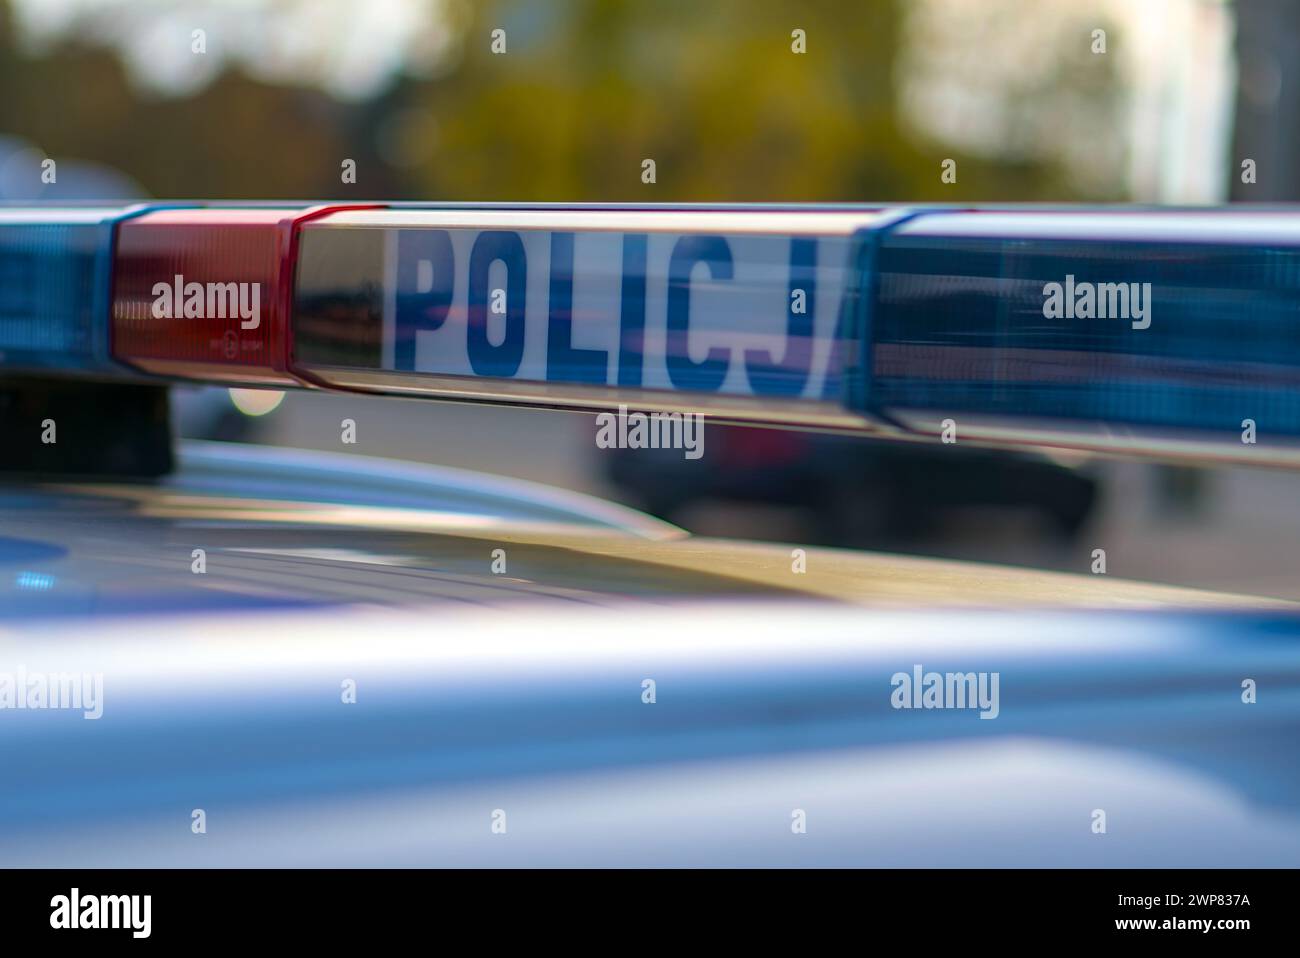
top-left (292, 218), bottom-right (882, 407)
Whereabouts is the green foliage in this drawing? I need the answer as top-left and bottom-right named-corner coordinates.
top-left (0, 0), bottom-right (1118, 201)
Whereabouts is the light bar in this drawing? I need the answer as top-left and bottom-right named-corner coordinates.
top-left (5, 202), bottom-right (1300, 467)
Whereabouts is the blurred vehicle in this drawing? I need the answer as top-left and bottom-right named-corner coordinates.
top-left (606, 425), bottom-right (1098, 547)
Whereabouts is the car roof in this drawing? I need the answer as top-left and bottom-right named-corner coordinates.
top-left (0, 439), bottom-right (1286, 619)
top-left (5, 601), bottom-right (1300, 866)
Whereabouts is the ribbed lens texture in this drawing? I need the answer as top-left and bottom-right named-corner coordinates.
top-left (0, 222), bottom-right (103, 369)
top-left (112, 209), bottom-right (295, 383)
top-left (873, 230), bottom-right (1300, 434)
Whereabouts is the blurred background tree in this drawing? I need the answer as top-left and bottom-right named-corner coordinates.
top-left (0, 0), bottom-right (1129, 202)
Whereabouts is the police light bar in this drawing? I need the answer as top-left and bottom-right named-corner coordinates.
top-left (4, 202), bottom-right (1300, 467)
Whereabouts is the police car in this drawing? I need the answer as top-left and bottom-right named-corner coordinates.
top-left (1, 202), bottom-right (1298, 866)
